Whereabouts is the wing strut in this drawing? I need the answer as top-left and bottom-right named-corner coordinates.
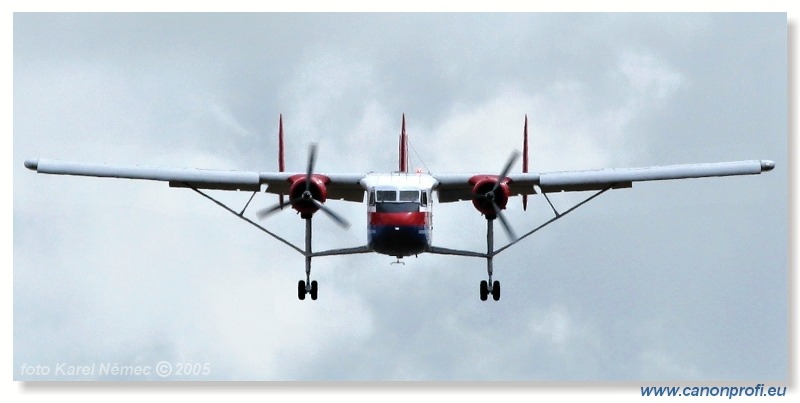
top-left (190, 186), bottom-right (370, 256)
top-left (188, 185), bottom-right (370, 300)
top-left (428, 185), bottom-right (614, 300)
top-left (494, 186), bottom-right (612, 255)
top-left (429, 185), bottom-right (614, 258)
top-left (540, 188), bottom-right (561, 217)
top-left (239, 191), bottom-right (258, 216)
top-left (189, 186), bottom-right (304, 255)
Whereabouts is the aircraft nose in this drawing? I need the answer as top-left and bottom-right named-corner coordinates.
top-left (760, 160), bottom-right (775, 172)
top-left (24, 159), bottom-right (39, 170)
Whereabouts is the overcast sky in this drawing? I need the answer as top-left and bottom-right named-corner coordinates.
top-left (13, 13), bottom-right (786, 381)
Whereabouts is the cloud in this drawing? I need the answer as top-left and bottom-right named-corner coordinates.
top-left (14, 13), bottom-right (786, 381)
top-left (638, 350), bottom-right (704, 380)
top-left (618, 51), bottom-right (684, 101)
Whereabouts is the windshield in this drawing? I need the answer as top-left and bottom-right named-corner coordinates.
top-left (376, 202), bottom-right (420, 213)
top-left (373, 189), bottom-right (424, 205)
top-left (376, 190), bottom-right (420, 202)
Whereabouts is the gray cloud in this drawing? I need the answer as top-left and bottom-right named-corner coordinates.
top-left (14, 13), bottom-right (786, 381)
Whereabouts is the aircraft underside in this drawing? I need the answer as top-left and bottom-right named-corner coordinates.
top-left (368, 224), bottom-right (430, 257)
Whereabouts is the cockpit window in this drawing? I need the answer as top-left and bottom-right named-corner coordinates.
top-left (376, 190), bottom-right (396, 202)
top-left (398, 190), bottom-right (419, 202)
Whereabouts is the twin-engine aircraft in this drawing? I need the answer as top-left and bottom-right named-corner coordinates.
top-left (24, 115), bottom-right (774, 301)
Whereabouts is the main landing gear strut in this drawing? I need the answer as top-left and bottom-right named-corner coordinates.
top-left (298, 217), bottom-right (318, 300)
top-left (480, 218), bottom-right (501, 301)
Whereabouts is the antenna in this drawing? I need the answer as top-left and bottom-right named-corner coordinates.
top-left (399, 114), bottom-right (408, 173)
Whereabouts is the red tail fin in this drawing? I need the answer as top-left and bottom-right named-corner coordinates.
top-left (399, 114), bottom-right (408, 173)
top-left (522, 115), bottom-right (529, 211)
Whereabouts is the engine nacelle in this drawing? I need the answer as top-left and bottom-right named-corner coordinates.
top-left (469, 175), bottom-right (511, 219)
top-left (287, 174), bottom-right (330, 218)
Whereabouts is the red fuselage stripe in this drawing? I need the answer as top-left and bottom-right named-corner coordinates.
top-left (369, 212), bottom-right (427, 227)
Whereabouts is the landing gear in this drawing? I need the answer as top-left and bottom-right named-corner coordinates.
top-left (298, 280), bottom-right (318, 300)
top-left (298, 280), bottom-right (306, 300)
top-left (480, 218), bottom-right (502, 302)
top-left (479, 280), bottom-right (501, 301)
top-left (297, 217), bottom-right (320, 301)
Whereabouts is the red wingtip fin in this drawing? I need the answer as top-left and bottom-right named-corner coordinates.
top-left (278, 114), bottom-right (285, 206)
top-left (523, 115), bottom-right (529, 174)
top-left (399, 114), bottom-right (408, 173)
top-left (278, 114), bottom-right (285, 172)
top-left (522, 115), bottom-right (529, 211)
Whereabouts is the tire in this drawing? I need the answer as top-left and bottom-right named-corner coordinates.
top-left (492, 281), bottom-right (501, 301)
top-left (480, 280), bottom-right (489, 301)
top-left (310, 280), bottom-right (318, 300)
top-left (298, 280), bottom-right (306, 300)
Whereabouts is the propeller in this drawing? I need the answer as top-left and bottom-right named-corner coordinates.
top-left (256, 144), bottom-right (350, 229)
top-left (474, 151), bottom-right (520, 241)
top-left (311, 199), bottom-right (350, 229)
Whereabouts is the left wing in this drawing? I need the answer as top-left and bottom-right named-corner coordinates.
top-left (433, 159), bottom-right (775, 202)
top-left (24, 159), bottom-right (367, 201)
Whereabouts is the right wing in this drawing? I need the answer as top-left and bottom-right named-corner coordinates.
top-left (537, 160), bottom-right (775, 193)
top-left (24, 159), bottom-right (367, 201)
top-left (433, 159), bottom-right (775, 202)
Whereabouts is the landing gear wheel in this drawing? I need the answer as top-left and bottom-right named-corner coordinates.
top-left (310, 280), bottom-right (318, 300)
top-left (298, 280), bottom-right (306, 300)
top-left (480, 280), bottom-right (489, 301)
top-left (491, 280), bottom-right (501, 301)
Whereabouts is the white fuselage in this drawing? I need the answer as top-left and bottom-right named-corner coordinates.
top-left (360, 173), bottom-right (438, 257)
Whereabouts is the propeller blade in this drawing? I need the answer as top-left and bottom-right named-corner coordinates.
top-left (258, 143), bottom-right (349, 230)
top-left (305, 143), bottom-right (317, 192)
top-left (256, 198), bottom-right (299, 220)
top-left (492, 202), bottom-right (517, 241)
top-left (313, 199), bottom-right (351, 229)
top-left (492, 151), bottom-right (520, 193)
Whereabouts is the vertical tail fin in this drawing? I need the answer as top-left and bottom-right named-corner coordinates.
top-left (399, 114), bottom-right (408, 173)
top-left (278, 114), bottom-right (286, 206)
top-left (522, 115), bottom-right (529, 211)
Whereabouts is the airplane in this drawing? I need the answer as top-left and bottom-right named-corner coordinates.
top-left (23, 114), bottom-right (775, 302)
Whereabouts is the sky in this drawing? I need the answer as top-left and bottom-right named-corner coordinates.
top-left (12, 12), bottom-right (787, 382)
